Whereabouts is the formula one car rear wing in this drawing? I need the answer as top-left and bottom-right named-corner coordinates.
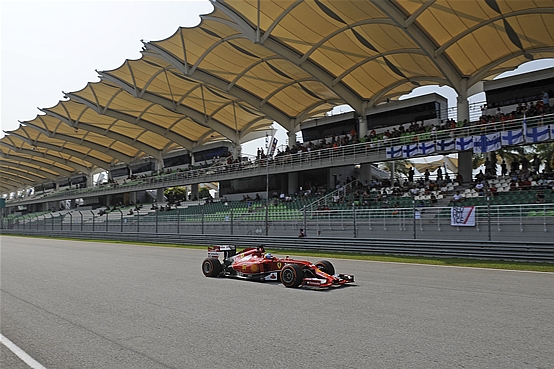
top-left (208, 245), bottom-right (237, 259)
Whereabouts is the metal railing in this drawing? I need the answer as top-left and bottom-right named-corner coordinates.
top-left (3, 202), bottom-right (554, 244)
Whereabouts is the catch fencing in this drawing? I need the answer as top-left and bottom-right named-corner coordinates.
top-left (2, 203), bottom-right (554, 262)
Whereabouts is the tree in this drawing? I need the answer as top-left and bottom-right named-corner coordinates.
top-left (164, 187), bottom-right (187, 203)
top-left (472, 153), bottom-right (485, 169)
top-left (379, 159), bottom-right (412, 179)
top-left (198, 187), bottom-right (211, 199)
top-left (535, 142), bottom-right (554, 173)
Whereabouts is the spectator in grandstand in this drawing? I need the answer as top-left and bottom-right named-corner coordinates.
top-left (475, 181), bottom-right (485, 196)
top-left (298, 228), bottom-right (306, 238)
top-left (501, 160), bottom-right (508, 177)
top-left (436, 166), bottom-right (443, 181)
top-left (424, 169), bottom-right (430, 182)
top-left (521, 156), bottom-right (529, 171)
top-left (532, 154), bottom-right (541, 174)
top-left (487, 183), bottom-right (498, 197)
top-left (519, 177), bottom-right (532, 190)
top-left (535, 189), bottom-right (545, 204)
top-left (391, 201), bottom-right (400, 215)
top-left (511, 158), bottom-right (521, 173)
top-left (455, 173), bottom-right (463, 184)
top-left (476, 170), bottom-right (485, 182)
top-left (452, 191), bottom-right (463, 204)
top-left (542, 90), bottom-right (549, 108)
top-left (430, 193), bottom-right (438, 205)
top-left (408, 167), bottom-right (415, 182)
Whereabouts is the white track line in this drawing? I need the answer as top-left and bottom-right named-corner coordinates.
top-left (0, 334), bottom-right (47, 369)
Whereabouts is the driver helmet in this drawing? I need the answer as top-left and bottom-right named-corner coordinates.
top-left (265, 253), bottom-right (273, 259)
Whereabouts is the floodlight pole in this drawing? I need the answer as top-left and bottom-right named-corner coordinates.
top-left (265, 134), bottom-right (269, 236)
top-left (412, 195), bottom-right (416, 239)
top-left (487, 187), bottom-right (491, 241)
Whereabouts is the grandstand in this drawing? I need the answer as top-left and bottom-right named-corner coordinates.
top-left (1, 1), bottom-right (554, 245)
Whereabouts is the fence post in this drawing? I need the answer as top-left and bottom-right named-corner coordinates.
top-left (78, 211), bottom-right (83, 232)
top-left (106, 211), bottom-right (109, 232)
top-left (230, 208), bottom-right (234, 236)
top-left (118, 208), bottom-right (123, 233)
top-left (201, 204), bottom-right (204, 235)
top-left (69, 212), bottom-right (73, 232)
top-left (412, 197), bottom-right (417, 239)
top-left (156, 209), bottom-right (159, 234)
top-left (487, 191), bottom-right (491, 241)
top-left (137, 209), bottom-right (140, 233)
top-left (353, 203), bottom-right (357, 238)
top-left (51, 213), bottom-right (54, 230)
top-left (91, 211), bottom-right (95, 232)
top-left (177, 209), bottom-right (180, 234)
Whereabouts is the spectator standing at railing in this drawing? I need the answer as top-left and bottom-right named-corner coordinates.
top-left (521, 156), bottom-right (529, 172)
top-left (535, 189), bottom-right (545, 204)
top-left (533, 154), bottom-right (541, 174)
top-left (408, 167), bottom-right (415, 182)
top-left (501, 160), bottom-right (508, 177)
top-left (424, 169), bottom-right (430, 182)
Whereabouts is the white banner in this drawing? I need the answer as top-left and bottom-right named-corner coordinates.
top-left (451, 206), bottom-right (476, 226)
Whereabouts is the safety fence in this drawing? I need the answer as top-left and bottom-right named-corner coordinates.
top-left (3, 202), bottom-right (554, 245)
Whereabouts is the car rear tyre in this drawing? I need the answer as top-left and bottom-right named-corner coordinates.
top-left (315, 260), bottom-right (335, 275)
top-left (202, 258), bottom-right (222, 277)
top-left (280, 264), bottom-right (304, 288)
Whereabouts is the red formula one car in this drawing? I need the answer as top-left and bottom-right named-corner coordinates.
top-left (201, 245), bottom-right (354, 288)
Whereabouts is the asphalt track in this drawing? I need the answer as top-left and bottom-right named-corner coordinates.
top-left (1, 236), bottom-right (553, 369)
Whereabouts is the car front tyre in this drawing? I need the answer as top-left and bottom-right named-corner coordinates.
top-left (315, 260), bottom-right (335, 275)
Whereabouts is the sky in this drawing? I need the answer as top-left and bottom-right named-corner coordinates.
top-left (1, 1), bottom-right (553, 158)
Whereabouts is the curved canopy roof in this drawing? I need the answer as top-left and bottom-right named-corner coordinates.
top-left (2, 0), bottom-right (553, 194)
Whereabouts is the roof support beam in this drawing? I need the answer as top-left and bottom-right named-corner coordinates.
top-left (435, 8), bottom-right (554, 58)
top-left (0, 161), bottom-right (59, 179)
top-left (141, 43), bottom-right (296, 131)
top-left (0, 167), bottom-right (47, 183)
top-left (404, 0), bottom-right (436, 28)
top-left (0, 158), bottom-right (71, 178)
top-left (0, 153), bottom-right (76, 177)
top-left (370, 0), bottom-right (462, 93)
top-left (0, 142), bottom-right (106, 171)
top-left (0, 172), bottom-right (36, 187)
top-left (97, 73), bottom-right (248, 142)
top-left (22, 123), bottom-right (135, 164)
top-left (66, 88), bottom-right (196, 151)
top-left (468, 47), bottom-right (554, 87)
top-left (333, 49), bottom-right (425, 85)
top-left (210, 2), bottom-right (364, 114)
top-left (31, 107), bottom-right (161, 159)
top-left (368, 76), bottom-right (449, 107)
